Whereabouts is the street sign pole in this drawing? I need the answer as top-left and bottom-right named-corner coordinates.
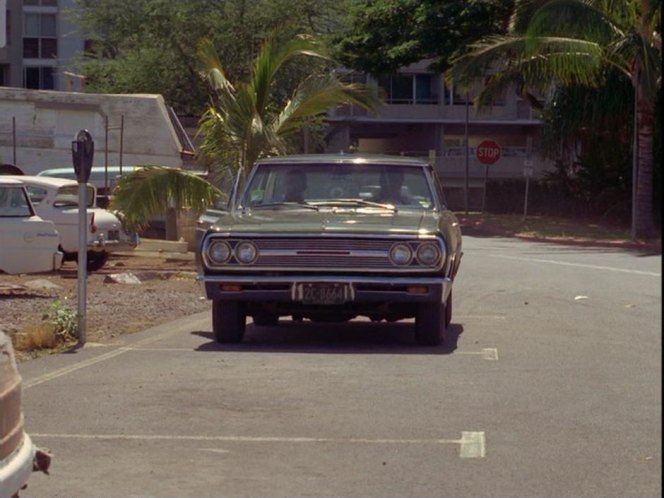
top-left (481, 163), bottom-right (489, 213)
top-left (522, 160), bottom-right (534, 220)
top-left (476, 139), bottom-right (501, 213)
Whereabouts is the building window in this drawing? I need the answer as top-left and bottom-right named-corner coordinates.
top-left (23, 0), bottom-right (58, 6)
top-left (23, 13), bottom-right (57, 58)
top-left (0, 65), bottom-right (9, 86)
top-left (377, 74), bottom-right (438, 105)
top-left (24, 66), bottom-right (55, 89)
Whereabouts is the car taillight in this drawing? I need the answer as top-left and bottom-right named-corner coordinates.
top-left (90, 212), bottom-right (97, 233)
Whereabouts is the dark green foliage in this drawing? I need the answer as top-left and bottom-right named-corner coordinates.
top-left (71, 0), bottom-right (346, 114)
top-left (330, 0), bottom-right (515, 75)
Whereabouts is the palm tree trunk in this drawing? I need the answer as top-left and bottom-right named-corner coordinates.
top-left (634, 97), bottom-right (656, 238)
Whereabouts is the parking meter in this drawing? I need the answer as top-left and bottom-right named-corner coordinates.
top-left (72, 130), bottom-right (94, 184)
top-left (71, 129), bottom-right (94, 346)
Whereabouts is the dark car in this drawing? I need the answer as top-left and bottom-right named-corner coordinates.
top-left (197, 154), bottom-right (462, 345)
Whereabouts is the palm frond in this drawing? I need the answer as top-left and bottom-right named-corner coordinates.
top-left (109, 166), bottom-right (222, 231)
top-left (275, 75), bottom-right (382, 135)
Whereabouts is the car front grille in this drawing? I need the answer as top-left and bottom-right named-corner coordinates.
top-left (205, 236), bottom-right (445, 272)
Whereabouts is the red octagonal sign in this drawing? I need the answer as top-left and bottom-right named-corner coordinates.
top-left (476, 139), bottom-right (501, 165)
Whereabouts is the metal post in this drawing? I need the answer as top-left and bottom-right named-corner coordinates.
top-left (12, 116), bottom-right (16, 165)
top-left (464, 93), bottom-right (469, 214)
top-left (104, 115), bottom-right (109, 196)
top-left (119, 115), bottom-right (124, 176)
top-left (481, 164), bottom-right (489, 213)
top-left (523, 173), bottom-right (530, 220)
top-left (631, 85), bottom-right (638, 240)
top-left (77, 182), bottom-right (87, 346)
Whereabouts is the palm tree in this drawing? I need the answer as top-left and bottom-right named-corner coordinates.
top-left (450, 0), bottom-right (661, 239)
top-left (197, 34), bottom-right (381, 179)
top-left (111, 34), bottom-right (382, 232)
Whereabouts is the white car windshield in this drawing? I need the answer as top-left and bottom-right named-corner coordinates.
top-left (241, 163), bottom-right (435, 209)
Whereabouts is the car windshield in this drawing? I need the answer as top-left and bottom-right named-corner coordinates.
top-left (240, 163), bottom-right (435, 209)
top-left (0, 186), bottom-right (34, 217)
top-left (54, 185), bottom-right (95, 208)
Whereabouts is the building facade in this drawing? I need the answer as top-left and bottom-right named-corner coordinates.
top-left (326, 60), bottom-right (552, 191)
top-left (0, 0), bottom-right (84, 91)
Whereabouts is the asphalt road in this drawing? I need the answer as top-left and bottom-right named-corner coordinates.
top-left (18, 235), bottom-right (661, 497)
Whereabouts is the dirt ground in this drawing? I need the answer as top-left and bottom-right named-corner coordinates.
top-left (0, 251), bottom-right (210, 357)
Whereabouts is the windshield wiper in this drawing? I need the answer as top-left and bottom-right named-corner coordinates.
top-left (246, 201), bottom-right (319, 211)
top-left (313, 199), bottom-right (397, 211)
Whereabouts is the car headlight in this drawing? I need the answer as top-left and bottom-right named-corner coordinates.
top-left (208, 240), bottom-right (231, 264)
top-left (416, 242), bottom-right (441, 266)
top-left (389, 243), bottom-right (412, 266)
top-left (235, 241), bottom-right (258, 264)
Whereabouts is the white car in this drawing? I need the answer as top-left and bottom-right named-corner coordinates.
top-left (0, 331), bottom-right (51, 496)
top-left (4, 176), bottom-right (138, 271)
top-left (0, 178), bottom-right (63, 275)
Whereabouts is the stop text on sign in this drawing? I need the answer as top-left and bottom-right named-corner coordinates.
top-left (476, 140), bottom-right (501, 165)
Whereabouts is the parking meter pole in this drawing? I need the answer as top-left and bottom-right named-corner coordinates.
top-left (77, 185), bottom-right (87, 346)
top-left (72, 129), bottom-right (94, 347)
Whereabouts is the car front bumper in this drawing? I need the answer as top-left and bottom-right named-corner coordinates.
top-left (0, 434), bottom-right (36, 498)
top-left (200, 274), bottom-right (452, 305)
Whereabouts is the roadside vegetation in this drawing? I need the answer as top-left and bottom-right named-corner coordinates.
top-left (12, 298), bottom-right (78, 356)
top-left (73, 0), bottom-right (660, 241)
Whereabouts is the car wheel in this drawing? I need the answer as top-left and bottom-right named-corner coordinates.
top-left (86, 252), bottom-right (109, 272)
top-left (415, 302), bottom-right (446, 346)
top-left (252, 311), bottom-right (279, 327)
top-left (445, 290), bottom-right (453, 327)
top-left (212, 300), bottom-right (246, 343)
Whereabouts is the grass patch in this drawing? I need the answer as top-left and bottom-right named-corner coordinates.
top-left (11, 298), bottom-right (78, 355)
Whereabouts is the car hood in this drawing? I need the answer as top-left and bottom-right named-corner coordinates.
top-left (210, 208), bottom-right (442, 237)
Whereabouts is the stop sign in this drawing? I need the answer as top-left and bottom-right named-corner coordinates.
top-left (476, 140), bottom-right (501, 165)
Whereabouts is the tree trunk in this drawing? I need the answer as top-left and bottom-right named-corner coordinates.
top-left (634, 97), bottom-right (656, 238)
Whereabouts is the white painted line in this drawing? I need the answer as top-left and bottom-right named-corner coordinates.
top-left (456, 314), bottom-right (507, 320)
top-left (459, 431), bottom-right (486, 458)
top-left (489, 254), bottom-right (661, 277)
top-left (31, 432), bottom-right (486, 458)
top-left (482, 348), bottom-right (498, 360)
top-left (23, 315), bottom-right (210, 390)
top-left (455, 348), bottom-right (498, 361)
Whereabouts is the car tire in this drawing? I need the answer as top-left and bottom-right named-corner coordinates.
top-left (252, 311), bottom-right (279, 327)
top-left (415, 301), bottom-right (446, 346)
top-left (212, 300), bottom-right (246, 343)
top-left (87, 252), bottom-right (109, 272)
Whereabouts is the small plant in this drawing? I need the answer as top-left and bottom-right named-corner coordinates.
top-left (43, 298), bottom-right (78, 343)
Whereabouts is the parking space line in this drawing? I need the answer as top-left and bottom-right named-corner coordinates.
top-left (31, 431), bottom-right (486, 458)
top-left (459, 431), bottom-right (486, 458)
top-left (489, 253), bottom-right (661, 277)
top-left (22, 320), bottom-right (206, 390)
top-left (455, 348), bottom-right (499, 360)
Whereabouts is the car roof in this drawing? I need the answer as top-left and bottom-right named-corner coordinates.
top-left (0, 177), bottom-right (25, 186)
top-left (254, 154), bottom-right (430, 167)
top-left (38, 166), bottom-right (142, 174)
top-left (1, 175), bottom-right (82, 188)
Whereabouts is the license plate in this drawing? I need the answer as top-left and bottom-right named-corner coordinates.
top-left (294, 283), bottom-right (353, 305)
